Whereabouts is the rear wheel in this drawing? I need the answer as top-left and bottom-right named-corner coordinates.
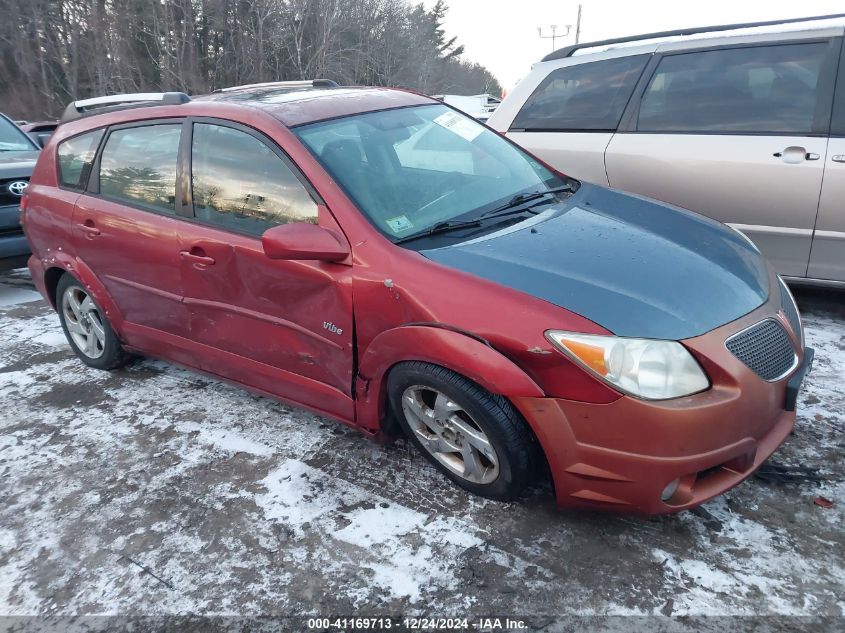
top-left (388, 361), bottom-right (535, 501)
top-left (56, 274), bottom-right (127, 370)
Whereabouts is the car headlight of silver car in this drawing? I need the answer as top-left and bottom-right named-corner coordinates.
top-left (545, 331), bottom-right (710, 400)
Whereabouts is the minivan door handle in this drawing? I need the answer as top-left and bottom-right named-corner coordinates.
top-left (773, 146), bottom-right (817, 164)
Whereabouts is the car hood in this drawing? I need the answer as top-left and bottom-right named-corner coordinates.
top-left (421, 183), bottom-right (770, 340)
top-left (0, 150), bottom-right (39, 178)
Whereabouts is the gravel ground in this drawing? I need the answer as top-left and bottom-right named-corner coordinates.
top-left (0, 268), bottom-right (843, 626)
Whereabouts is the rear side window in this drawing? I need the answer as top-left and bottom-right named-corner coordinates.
top-left (510, 55), bottom-right (648, 132)
top-left (191, 123), bottom-right (318, 236)
top-left (57, 129), bottom-right (104, 190)
top-left (99, 124), bottom-right (181, 213)
top-left (637, 43), bottom-right (829, 134)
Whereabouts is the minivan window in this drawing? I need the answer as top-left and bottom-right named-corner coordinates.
top-left (58, 129), bottom-right (104, 190)
top-left (191, 123), bottom-right (318, 236)
top-left (510, 55), bottom-right (648, 132)
top-left (296, 104), bottom-right (566, 240)
top-left (99, 124), bottom-right (181, 214)
top-left (637, 43), bottom-right (829, 134)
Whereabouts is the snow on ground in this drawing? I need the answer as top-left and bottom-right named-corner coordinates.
top-left (0, 284), bottom-right (40, 307)
top-left (0, 271), bottom-right (843, 620)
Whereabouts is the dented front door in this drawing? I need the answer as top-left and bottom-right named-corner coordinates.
top-left (176, 220), bottom-right (355, 419)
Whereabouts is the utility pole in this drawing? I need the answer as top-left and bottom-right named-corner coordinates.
top-left (537, 24), bottom-right (572, 51)
top-left (575, 4), bottom-right (582, 44)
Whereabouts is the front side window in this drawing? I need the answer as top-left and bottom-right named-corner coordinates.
top-left (637, 43), bottom-right (829, 134)
top-left (99, 124), bottom-right (181, 214)
top-left (58, 129), bottom-right (104, 190)
top-left (0, 117), bottom-right (37, 152)
top-left (191, 123), bottom-right (318, 236)
top-left (510, 55), bottom-right (648, 131)
top-left (295, 104), bottom-right (567, 241)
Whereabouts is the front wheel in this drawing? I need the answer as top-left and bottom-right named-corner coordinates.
top-left (56, 274), bottom-right (128, 370)
top-left (388, 361), bottom-right (536, 501)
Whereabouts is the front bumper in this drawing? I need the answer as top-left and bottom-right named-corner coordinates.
top-left (512, 295), bottom-right (813, 514)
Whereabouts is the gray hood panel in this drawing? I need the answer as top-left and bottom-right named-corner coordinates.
top-left (422, 184), bottom-right (769, 340)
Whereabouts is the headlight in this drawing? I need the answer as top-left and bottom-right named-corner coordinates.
top-left (545, 331), bottom-right (710, 400)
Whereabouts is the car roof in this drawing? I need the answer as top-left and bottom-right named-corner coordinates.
top-left (194, 85), bottom-right (435, 127)
top-left (540, 14), bottom-right (845, 65)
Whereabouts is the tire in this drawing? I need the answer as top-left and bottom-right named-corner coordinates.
top-left (56, 273), bottom-right (128, 370)
top-left (388, 361), bottom-right (535, 501)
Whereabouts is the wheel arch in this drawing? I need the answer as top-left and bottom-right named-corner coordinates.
top-left (355, 324), bottom-right (544, 434)
top-left (39, 255), bottom-right (125, 331)
top-left (43, 266), bottom-right (65, 308)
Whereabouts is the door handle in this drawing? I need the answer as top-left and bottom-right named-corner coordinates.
top-left (833, 155), bottom-right (845, 163)
top-left (77, 220), bottom-right (100, 237)
top-left (179, 250), bottom-right (216, 266)
top-left (773, 147), bottom-right (819, 164)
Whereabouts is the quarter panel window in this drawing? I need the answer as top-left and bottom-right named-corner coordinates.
top-left (99, 124), bottom-right (181, 213)
top-left (637, 43), bottom-right (829, 134)
top-left (511, 55), bottom-right (648, 131)
top-left (58, 129), bottom-right (104, 190)
top-left (191, 123), bottom-right (317, 236)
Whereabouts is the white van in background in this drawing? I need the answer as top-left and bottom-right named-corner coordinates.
top-left (487, 14), bottom-right (845, 285)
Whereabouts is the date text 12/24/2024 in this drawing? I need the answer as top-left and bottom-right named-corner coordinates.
top-left (307, 617), bottom-right (528, 630)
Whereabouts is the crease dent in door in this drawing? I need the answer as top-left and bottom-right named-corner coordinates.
top-left (179, 232), bottom-right (355, 402)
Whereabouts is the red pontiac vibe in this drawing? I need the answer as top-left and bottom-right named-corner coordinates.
top-left (22, 82), bottom-right (813, 514)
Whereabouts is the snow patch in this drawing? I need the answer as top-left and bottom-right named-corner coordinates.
top-left (0, 286), bottom-right (41, 307)
top-left (198, 428), bottom-right (274, 457)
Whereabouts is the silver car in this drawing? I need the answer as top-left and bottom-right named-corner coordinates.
top-left (488, 14), bottom-right (845, 286)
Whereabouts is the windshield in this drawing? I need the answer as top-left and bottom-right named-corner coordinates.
top-left (295, 104), bottom-right (567, 241)
top-left (0, 117), bottom-right (37, 151)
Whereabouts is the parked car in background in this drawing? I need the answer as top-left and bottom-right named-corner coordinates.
top-left (432, 93), bottom-right (501, 122)
top-left (23, 84), bottom-right (811, 514)
top-left (488, 14), bottom-right (845, 285)
top-left (19, 120), bottom-right (59, 148)
top-left (0, 112), bottom-right (39, 270)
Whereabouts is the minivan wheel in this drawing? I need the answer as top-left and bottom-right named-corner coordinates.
top-left (388, 361), bottom-right (535, 501)
top-left (56, 274), bottom-right (127, 370)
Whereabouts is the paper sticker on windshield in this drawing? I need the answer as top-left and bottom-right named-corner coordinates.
top-left (386, 215), bottom-right (414, 233)
top-left (433, 111), bottom-right (483, 142)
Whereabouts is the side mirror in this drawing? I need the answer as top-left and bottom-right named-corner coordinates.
top-left (261, 222), bottom-right (349, 262)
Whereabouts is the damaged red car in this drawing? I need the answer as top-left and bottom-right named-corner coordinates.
top-left (22, 82), bottom-right (813, 513)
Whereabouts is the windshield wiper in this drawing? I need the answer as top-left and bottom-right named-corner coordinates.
top-left (394, 183), bottom-right (576, 245)
top-left (478, 184), bottom-right (576, 220)
top-left (394, 218), bottom-right (483, 244)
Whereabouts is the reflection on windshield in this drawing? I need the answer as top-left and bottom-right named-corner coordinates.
top-left (0, 117), bottom-right (36, 151)
top-left (295, 104), bottom-right (564, 240)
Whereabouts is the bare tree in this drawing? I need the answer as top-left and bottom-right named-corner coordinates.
top-left (0, 0), bottom-right (503, 120)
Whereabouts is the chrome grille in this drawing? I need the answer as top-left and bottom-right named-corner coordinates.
top-left (779, 278), bottom-right (802, 343)
top-left (726, 319), bottom-right (796, 381)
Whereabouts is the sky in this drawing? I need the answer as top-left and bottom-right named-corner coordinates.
top-left (423, 0), bottom-right (845, 92)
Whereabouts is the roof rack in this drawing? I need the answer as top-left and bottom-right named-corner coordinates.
top-left (212, 79), bottom-right (339, 93)
top-left (61, 92), bottom-right (191, 123)
top-left (542, 12), bottom-right (845, 61)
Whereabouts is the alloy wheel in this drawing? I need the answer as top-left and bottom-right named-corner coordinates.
top-left (401, 385), bottom-right (500, 484)
top-left (61, 286), bottom-right (106, 359)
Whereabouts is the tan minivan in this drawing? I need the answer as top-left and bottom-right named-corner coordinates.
top-left (488, 14), bottom-right (845, 285)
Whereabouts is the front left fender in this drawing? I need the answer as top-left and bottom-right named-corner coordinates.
top-left (355, 324), bottom-right (544, 432)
